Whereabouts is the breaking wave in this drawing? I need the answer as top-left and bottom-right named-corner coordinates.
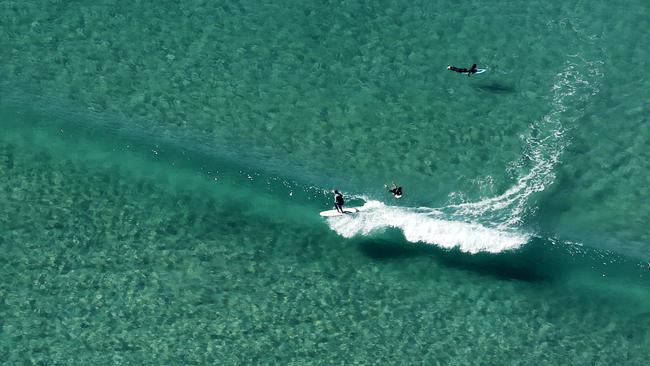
top-left (328, 57), bottom-right (602, 253)
top-left (327, 201), bottom-right (529, 253)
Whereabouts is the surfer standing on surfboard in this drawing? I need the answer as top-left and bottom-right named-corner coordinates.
top-left (447, 64), bottom-right (478, 77)
top-left (334, 190), bottom-right (345, 213)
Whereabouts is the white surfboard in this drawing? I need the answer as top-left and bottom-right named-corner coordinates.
top-left (463, 69), bottom-right (487, 75)
top-left (319, 207), bottom-right (361, 217)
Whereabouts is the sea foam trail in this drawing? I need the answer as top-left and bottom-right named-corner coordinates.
top-left (327, 57), bottom-right (601, 253)
top-left (443, 59), bottom-right (601, 228)
top-left (328, 201), bottom-right (530, 253)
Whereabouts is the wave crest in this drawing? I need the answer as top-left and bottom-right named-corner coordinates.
top-left (327, 201), bottom-right (530, 253)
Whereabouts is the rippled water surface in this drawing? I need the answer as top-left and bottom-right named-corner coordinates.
top-left (1, 0), bottom-right (649, 364)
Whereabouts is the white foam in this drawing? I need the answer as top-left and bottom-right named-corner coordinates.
top-left (444, 59), bottom-right (601, 228)
top-left (327, 201), bottom-right (530, 254)
top-left (325, 59), bottom-right (601, 254)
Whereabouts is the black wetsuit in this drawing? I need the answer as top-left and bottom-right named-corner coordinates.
top-left (448, 64), bottom-right (478, 77)
top-left (448, 66), bottom-right (469, 73)
top-left (389, 187), bottom-right (403, 196)
top-left (334, 192), bottom-right (345, 212)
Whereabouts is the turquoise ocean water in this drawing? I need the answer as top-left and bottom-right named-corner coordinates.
top-left (1, 0), bottom-right (650, 364)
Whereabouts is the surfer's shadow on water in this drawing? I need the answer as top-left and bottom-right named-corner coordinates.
top-left (355, 234), bottom-right (552, 283)
top-left (472, 82), bottom-right (517, 94)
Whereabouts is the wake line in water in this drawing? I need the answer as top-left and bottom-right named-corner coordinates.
top-left (0, 91), bottom-right (330, 186)
top-left (328, 58), bottom-right (601, 253)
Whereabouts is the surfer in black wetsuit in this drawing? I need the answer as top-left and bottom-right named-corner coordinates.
top-left (447, 64), bottom-right (478, 77)
top-left (334, 190), bottom-right (345, 213)
top-left (385, 184), bottom-right (403, 198)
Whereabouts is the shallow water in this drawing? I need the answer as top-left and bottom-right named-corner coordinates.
top-left (1, 0), bottom-right (650, 364)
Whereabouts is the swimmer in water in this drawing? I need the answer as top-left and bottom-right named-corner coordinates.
top-left (447, 64), bottom-right (478, 77)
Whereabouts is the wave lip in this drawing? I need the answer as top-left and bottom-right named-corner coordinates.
top-left (327, 201), bottom-right (530, 254)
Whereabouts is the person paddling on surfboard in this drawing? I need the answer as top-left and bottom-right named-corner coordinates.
top-left (385, 184), bottom-right (403, 198)
top-left (334, 190), bottom-right (345, 213)
top-left (447, 64), bottom-right (478, 77)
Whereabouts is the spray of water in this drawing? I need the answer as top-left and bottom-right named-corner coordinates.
top-left (328, 58), bottom-right (601, 253)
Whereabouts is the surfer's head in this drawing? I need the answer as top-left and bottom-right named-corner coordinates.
top-left (334, 190), bottom-right (339, 194)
